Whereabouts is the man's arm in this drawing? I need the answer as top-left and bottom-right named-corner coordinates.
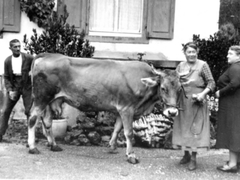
top-left (4, 57), bottom-right (13, 92)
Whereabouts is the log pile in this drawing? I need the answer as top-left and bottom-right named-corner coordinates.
top-left (133, 113), bottom-right (173, 148)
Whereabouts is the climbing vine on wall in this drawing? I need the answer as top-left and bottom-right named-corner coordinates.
top-left (23, 5), bottom-right (95, 58)
top-left (19, 0), bottom-right (55, 28)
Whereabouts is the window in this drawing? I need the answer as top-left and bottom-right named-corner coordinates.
top-left (57, 0), bottom-right (175, 43)
top-left (89, 0), bottom-right (144, 38)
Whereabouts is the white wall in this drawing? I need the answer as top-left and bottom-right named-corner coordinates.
top-left (0, 0), bottom-right (220, 74)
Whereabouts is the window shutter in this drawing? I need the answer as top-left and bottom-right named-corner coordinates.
top-left (147, 0), bottom-right (175, 39)
top-left (0, 0), bottom-right (20, 32)
top-left (57, 0), bottom-right (87, 33)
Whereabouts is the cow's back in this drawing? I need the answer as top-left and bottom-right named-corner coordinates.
top-left (32, 53), bottom-right (158, 115)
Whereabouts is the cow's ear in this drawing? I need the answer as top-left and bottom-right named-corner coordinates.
top-left (141, 77), bottom-right (158, 87)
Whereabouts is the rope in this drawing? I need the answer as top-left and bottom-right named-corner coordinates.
top-left (190, 101), bottom-right (205, 136)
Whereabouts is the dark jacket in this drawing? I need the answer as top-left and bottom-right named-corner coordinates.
top-left (4, 52), bottom-right (34, 92)
top-left (216, 61), bottom-right (240, 151)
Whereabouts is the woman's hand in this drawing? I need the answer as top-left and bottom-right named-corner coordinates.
top-left (192, 93), bottom-right (205, 102)
top-left (196, 92), bottom-right (205, 102)
top-left (215, 90), bottom-right (220, 98)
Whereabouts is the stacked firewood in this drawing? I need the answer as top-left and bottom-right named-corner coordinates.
top-left (133, 113), bottom-right (173, 148)
top-left (64, 109), bottom-right (173, 148)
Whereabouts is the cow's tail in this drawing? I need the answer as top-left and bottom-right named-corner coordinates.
top-left (30, 56), bottom-right (36, 83)
top-left (30, 53), bottom-right (47, 83)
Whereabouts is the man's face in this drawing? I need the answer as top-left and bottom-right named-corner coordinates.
top-left (10, 42), bottom-right (21, 57)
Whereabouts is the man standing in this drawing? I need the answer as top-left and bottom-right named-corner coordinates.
top-left (0, 39), bottom-right (34, 141)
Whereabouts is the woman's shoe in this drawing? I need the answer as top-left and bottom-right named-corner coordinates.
top-left (188, 159), bottom-right (197, 171)
top-left (179, 155), bottom-right (191, 164)
top-left (217, 164), bottom-right (238, 173)
top-left (226, 161), bottom-right (240, 168)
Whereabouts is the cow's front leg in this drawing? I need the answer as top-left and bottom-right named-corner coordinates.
top-left (109, 116), bottom-right (122, 153)
top-left (42, 106), bottom-right (62, 152)
top-left (121, 112), bottom-right (139, 164)
top-left (28, 114), bottom-right (40, 154)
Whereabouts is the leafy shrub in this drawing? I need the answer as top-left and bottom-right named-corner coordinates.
top-left (191, 23), bottom-right (239, 82)
top-left (23, 6), bottom-right (95, 58)
top-left (20, 0), bottom-right (55, 28)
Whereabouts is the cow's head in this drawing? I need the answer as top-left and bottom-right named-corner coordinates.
top-left (141, 66), bottom-right (182, 117)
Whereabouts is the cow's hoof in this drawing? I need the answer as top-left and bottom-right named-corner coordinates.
top-left (29, 148), bottom-right (40, 154)
top-left (108, 148), bottom-right (118, 154)
top-left (127, 157), bottom-right (139, 164)
top-left (46, 142), bottom-right (52, 147)
top-left (107, 144), bottom-right (118, 154)
top-left (126, 153), bottom-right (139, 164)
top-left (51, 145), bottom-right (63, 152)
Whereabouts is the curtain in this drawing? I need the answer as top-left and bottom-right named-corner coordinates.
top-left (89, 0), bottom-right (143, 34)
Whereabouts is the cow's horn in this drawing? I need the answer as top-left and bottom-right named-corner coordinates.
top-left (151, 64), bottom-right (164, 76)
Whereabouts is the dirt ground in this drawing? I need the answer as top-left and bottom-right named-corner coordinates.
top-left (0, 139), bottom-right (239, 180)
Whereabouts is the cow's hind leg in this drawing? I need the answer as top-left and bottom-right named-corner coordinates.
top-left (108, 116), bottom-right (122, 153)
top-left (28, 106), bottom-right (41, 154)
top-left (120, 111), bottom-right (139, 164)
top-left (42, 105), bottom-right (62, 152)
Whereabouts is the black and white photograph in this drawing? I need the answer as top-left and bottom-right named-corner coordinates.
top-left (0, 0), bottom-right (239, 179)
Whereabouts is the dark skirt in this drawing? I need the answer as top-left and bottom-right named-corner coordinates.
top-left (216, 90), bottom-right (240, 152)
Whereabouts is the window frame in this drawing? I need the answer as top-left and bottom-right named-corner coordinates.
top-left (58, 0), bottom-right (175, 44)
top-left (85, 0), bottom-right (149, 44)
top-left (0, 0), bottom-right (20, 38)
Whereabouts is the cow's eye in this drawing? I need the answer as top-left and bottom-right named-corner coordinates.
top-left (161, 87), bottom-right (167, 93)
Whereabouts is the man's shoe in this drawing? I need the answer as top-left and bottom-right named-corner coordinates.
top-left (188, 159), bottom-right (197, 171)
top-left (217, 164), bottom-right (238, 173)
top-left (179, 155), bottom-right (191, 164)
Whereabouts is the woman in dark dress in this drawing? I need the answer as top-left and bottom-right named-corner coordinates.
top-left (215, 45), bottom-right (240, 173)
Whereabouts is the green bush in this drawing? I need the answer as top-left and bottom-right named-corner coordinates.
top-left (20, 0), bottom-right (55, 28)
top-left (23, 6), bottom-right (95, 57)
top-left (191, 24), bottom-right (239, 82)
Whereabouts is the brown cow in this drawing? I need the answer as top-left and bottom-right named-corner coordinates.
top-left (28, 53), bottom-right (181, 164)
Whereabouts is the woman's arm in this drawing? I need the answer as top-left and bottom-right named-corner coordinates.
top-left (219, 64), bottom-right (240, 97)
top-left (196, 63), bottom-right (215, 101)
